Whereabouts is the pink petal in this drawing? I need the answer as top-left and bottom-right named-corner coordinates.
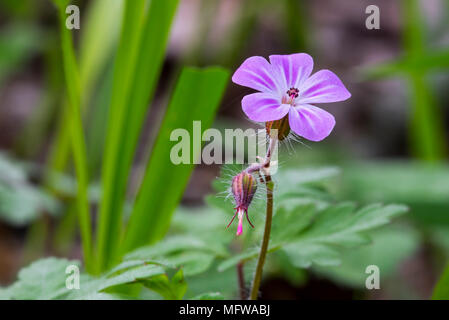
top-left (269, 53), bottom-right (314, 89)
top-left (288, 104), bottom-right (335, 141)
top-left (242, 93), bottom-right (290, 122)
top-left (236, 216), bottom-right (243, 236)
top-left (298, 70), bottom-right (351, 104)
top-left (232, 56), bottom-right (280, 93)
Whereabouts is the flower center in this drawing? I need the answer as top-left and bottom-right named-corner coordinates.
top-left (286, 87), bottom-right (299, 99)
top-left (283, 87), bottom-right (299, 105)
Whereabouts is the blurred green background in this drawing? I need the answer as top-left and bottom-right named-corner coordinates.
top-left (1, 0), bottom-right (449, 300)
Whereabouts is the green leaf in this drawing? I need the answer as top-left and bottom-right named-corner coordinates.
top-left (126, 235), bottom-right (227, 259)
top-left (48, 0), bottom-right (123, 177)
top-left (125, 235), bottom-right (226, 276)
top-left (433, 264), bottom-right (449, 300)
top-left (314, 226), bottom-right (420, 288)
top-left (56, 4), bottom-right (93, 270)
top-left (0, 258), bottom-right (80, 300)
top-left (99, 264), bottom-right (165, 292)
top-left (80, 0), bottom-right (123, 103)
top-left (141, 269), bottom-right (187, 300)
top-left (283, 243), bottom-right (341, 268)
top-left (339, 162), bottom-right (449, 226)
top-left (218, 203), bottom-right (407, 271)
top-left (96, 0), bottom-right (179, 271)
top-left (295, 203), bottom-right (407, 246)
top-left (217, 248), bottom-right (260, 272)
top-left (0, 153), bottom-right (60, 226)
top-left (271, 205), bottom-right (316, 243)
top-left (189, 292), bottom-right (224, 300)
top-left (122, 66), bottom-right (229, 253)
top-left (361, 49), bottom-right (449, 79)
top-left (1, 257), bottom-right (189, 300)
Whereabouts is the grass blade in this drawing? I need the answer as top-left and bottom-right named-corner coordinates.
top-left (96, 0), bottom-right (179, 271)
top-left (47, 0), bottom-right (123, 176)
top-left (122, 66), bottom-right (229, 253)
top-left (95, 0), bottom-right (146, 272)
top-left (54, 1), bottom-right (92, 271)
top-left (432, 263), bottom-right (449, 299)
top-left (402, 0), bottom-right (446, 161)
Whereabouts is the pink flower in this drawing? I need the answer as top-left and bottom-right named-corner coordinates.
top-left (232, 53), bottom-right (351, 141)
top-left (227, 171), bottom-right (257, 236)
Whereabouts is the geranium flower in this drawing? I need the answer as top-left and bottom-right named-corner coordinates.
top-left (232, 53), bottom-right (351, 141)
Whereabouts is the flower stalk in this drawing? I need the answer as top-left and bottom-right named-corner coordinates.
top-left (249, 173), bottom-right (274, 300)
top-left (239, 136), bottom-right (276, 300)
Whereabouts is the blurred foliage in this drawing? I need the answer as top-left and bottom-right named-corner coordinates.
top-left (0, 23), bottom-right (44, 86)
top-left (338, 162), bottom-right (449, 226)
top-left (314, 226), bottom-right (420, 288)
top-left (0, 153), bottom-right (59, 226)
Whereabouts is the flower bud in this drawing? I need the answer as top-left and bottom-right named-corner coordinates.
top-left (227, 171), bottom-right (257, 236)
top-left (265, 115), bottom-right (290, 140)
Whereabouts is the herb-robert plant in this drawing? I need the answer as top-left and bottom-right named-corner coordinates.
top-left (228, 53), bottom-right (351, 300)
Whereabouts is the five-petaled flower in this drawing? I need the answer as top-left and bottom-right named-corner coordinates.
top-left (232, 53), bottom-right (351, 141)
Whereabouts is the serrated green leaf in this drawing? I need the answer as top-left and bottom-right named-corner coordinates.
top-left (141, 269), bottom-right (187, 300)
top-left (99, 264), bottom-right (165, 291)
top-left (162, 252), bottom-right (215, 277)
top-left (124, 235), bottom-right (225, 277)
top-left (340, 162), bottom-right (449, 226)
top-left (297, 203), bottom-right (407, 246)
top-left (282, 243), bottom-right (341, 268)
top-left (125, 235), bottom-right (227, 260)
top-left (1, 257), bottom-right (184, 300)
top-left (314, 226), bottom-right (420, 288)
top-left (190, 292), bottom-right (224, 300)
top-left (218, 203), bottom-right (407, 271)
top-left (271, 205), bottom-right (316, 243)
top-left (218, 248), bottom-right (260, 272)
top-left (1, 258), bottom-right (79, 300)
top-left (0, 154), bottom-right (60, 226)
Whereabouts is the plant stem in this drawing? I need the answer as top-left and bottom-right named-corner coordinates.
top-left (237, 261), bottom-right (246, 300)
top-left (249, 170), bottom-right (274, 300)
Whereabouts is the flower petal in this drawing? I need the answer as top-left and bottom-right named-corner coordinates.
top-left (298, 69), bottom-right (351, 104)
top-left (242, 93), bottom-right (290, 122)
top-left (288, 104), bottom-right (335, 141)
top-left (232, 56), bottom-right (280, 93)
top-left (269, 53), bottom-right (314, 89)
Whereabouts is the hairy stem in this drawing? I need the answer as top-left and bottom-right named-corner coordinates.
top-left (249, 170), bottom-right (274, 300)
top-left (237, 261), bottom-right (246, 299)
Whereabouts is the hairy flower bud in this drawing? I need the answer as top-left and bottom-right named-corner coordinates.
top-left (227, 171), bottom-right (257, 236)
top-left (265, 115), bottom-right (290, 141)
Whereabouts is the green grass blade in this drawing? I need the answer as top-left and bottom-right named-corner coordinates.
top-left (402, 0), bottom-right (446, 161)
top-left (54, 1), bottom-right (93, 271)
top-left (109, 0), bottom-right (180, 249)
top-left (96, 0), bottom-right (180, 271)
top-left (121, 66), bottom-right (229, 254)
top-left (361, 49), bottom-right (449, 79)
top-left (96, 0), bottom-right (147, 272)
top-left (432, 263), bottom-right (449, 299)
top-left (47, 0), bottom-right (123, 176)
top-left (79, 0), bottom-right (123, 104)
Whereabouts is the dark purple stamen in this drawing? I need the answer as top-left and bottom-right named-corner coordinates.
top-left (286, 87), bottom-right (299, 99)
